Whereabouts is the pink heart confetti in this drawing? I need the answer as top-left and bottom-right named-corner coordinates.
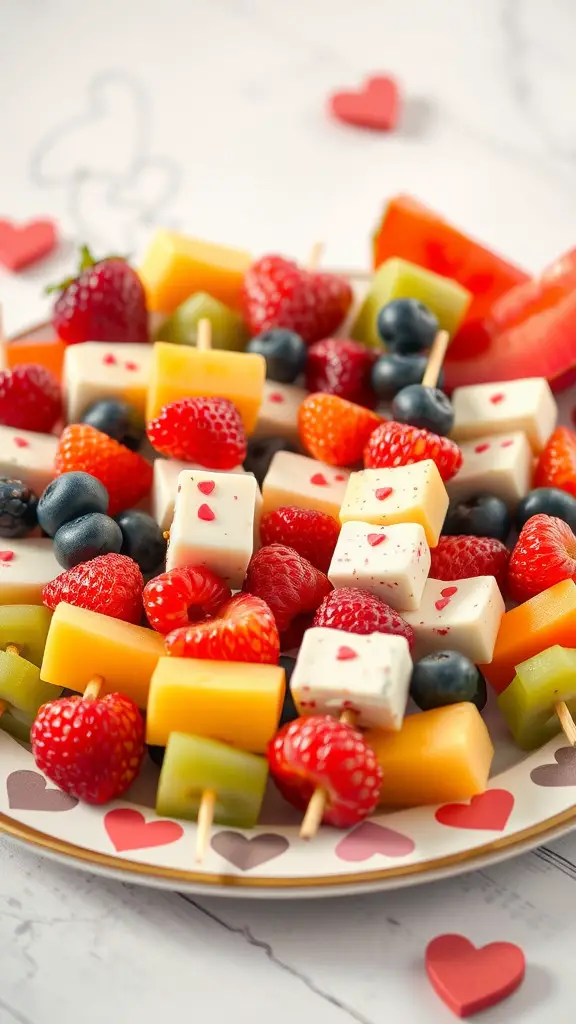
top-left (0, 551), bottom-right (14, 562)
top-left (490, 392), bottom-right (505, 404)
top-left (198, 503), bottom-right (216, 522)
top-left (375, 487), bottom-right (393, 501)
top-left (269, 392), bottom-right (285, 403)
top-left (367, 533), bottom-right (386, 547)
top-left (310, 473), bottom-right (328, 487)
top-left (103, 353), bottom-right (117, 366)
top-left (336, 645), bottom-right (358, 661)
top-left (474, 443), bottom-right (490, 454)
top-left (13, 437), bottom-right (29, 449)
top-left (197, 480), bottom-right (215, 495)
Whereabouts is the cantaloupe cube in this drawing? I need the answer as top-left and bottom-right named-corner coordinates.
top-left (139, 229), bottom-right (252, 314)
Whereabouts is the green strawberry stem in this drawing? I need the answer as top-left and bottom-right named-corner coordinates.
top-left (45, 246), bottom-right (128, 295)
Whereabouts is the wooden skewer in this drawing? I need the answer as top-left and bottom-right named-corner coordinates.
top-left (83, 676), bottom-right (104, 701)
top-left (300, 708), bottom-right (357, 841)
top-left (195, 789), bottom-right (216, 863)
top-left (554, 701), bottom-right (576, 746)
top-left (421, 329), bottom-right (450, 389)
top-left (0, 644), bottom-right (21, 722)
top-left (196, 317), bottom-right (212, 352)
top-left (307, 242), bottom-right (324, 273)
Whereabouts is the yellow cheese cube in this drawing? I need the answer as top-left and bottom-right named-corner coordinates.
top-left (139, 229), bottom-right (252, 314)
top-left (146, 342), bottom-right (265, 434)
top-left (146, 657), bottom-right (285, 752)
top-left (40, 603), bottom-right (165, 708)
top-left (339, 460), bottom-right (448, 547)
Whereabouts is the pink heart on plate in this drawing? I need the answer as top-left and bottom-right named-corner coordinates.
top-left (104, 808), bottom-right (184, 852)
top-left (435, 790), bottom-right (514, 831)
top-left (335, 821), bottom-right (415, 862)
top-left (329, 76), bottom-right (400, 132)
top-left (0, 218), bottom-right (58, 271)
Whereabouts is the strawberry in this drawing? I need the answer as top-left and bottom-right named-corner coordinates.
top-left (143, 565), bottom-right (231, 634)
top-left (313, 586), bottom-right (414, 648)
top-left (243, 543), bottom-right (332, 632)
top-left (164, 592), bottom-right (279, 664)
top-left (305, 338), bottom-right (377, 408)
top-left (43, 553), bottom-right (143, 624)
top-left (364, 421), bottom-right (463, 482)
top-left (147, 397), bottom-right (246, 469)
top-left (430, 536), bottom-right (510, 589)
top-left (298, 393), bottom-right (382, 467)
top-left (50, 246), bottom-right (149, 345)
top-left (242, 255), bottom-right (352, 345)
top-left (55, 424), bottom-right (153, 517)
top-left (31, 691), bottom-right (145, 804)
top-left (507, 514), bottom-right (576, 602)
top-left (267, 716), bottom-right (382, 828)
top-left (259, 506), bottom-right (340, 573)
top-left (534, 427), bottom-right (576, 497)
top-left (0, 363), bottom-right (61, 433)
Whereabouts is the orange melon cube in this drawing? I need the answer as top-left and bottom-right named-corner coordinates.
top-left (365, 703), bottom-right (494, 808)
top-left (6, 337), bottom-right (66, 381)
top-left (139, 229), bottom-right (252, 314)
top-left (481, 578), bottom-right (576, 695)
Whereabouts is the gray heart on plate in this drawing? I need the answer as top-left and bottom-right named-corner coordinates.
top-left (531, 747), bottom-right (576, 787)
top-left (211, 831), bottom-right (289, 871)
top-left (6, 770), bottom-right (78, 811)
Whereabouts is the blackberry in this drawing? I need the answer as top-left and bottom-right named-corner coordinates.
top-left (0, 478), bottom-right (39, 538)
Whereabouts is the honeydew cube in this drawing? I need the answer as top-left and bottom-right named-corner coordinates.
top-left (139, 229), bottom-right (252, 314)
top-left (64, 342), bottom-right (153, 423)
top-left (262, 451), bottom-right (349, 520)
top-left (0, 605), bottom-right (52, 667)
top-left (156, 292), bottom-right (249, 352)
top-left (498, 646), bottom-right (576, 750)
top-left (0, 707), bottom-right (34, 744)
top-left (0, 649), bottom-right (61, 716)
top-left (339, 461), bottom-right (448, 547)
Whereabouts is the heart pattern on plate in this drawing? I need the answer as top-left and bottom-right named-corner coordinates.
top-left (104, 809), bottom-right (184, 852)
top-left (531, 747), bottom-right (576, 787)
top-left (425, 933), bottom-right (525, 1017)
top-left (6, 770), bottom-right (78, 812)
top-left (335, 821), bottom-right (415, 862)
top-left (211, 831), bottom-right (289, 871)
top-left (435, 789), bottom-right (514, 831)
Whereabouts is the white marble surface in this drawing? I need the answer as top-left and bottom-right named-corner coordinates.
top-left (2, 0), bottom-right (576, 1020)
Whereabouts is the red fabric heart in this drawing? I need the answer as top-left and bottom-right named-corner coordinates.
top-left (0, 218), bottom-right (57, 271)
top-left (426, 934), bottom-right (525, 1017)
top-left (435, 789), bottom-right (514, 831)
top-left (329, 76), bottom-right (400, 131)
top-left (104, 808), bottom-right (184, 852)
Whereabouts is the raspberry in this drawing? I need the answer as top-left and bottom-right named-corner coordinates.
top-left (165, 592), bottom-right (280, 664)
top-left (298, 393), bottom-right (382, 467)
top-left (259, 506), bottom-right (340, 573)
top-left (430, 536), bottom-right (510, 589)
top-left (243, 543), bottom-right (332, 632)
top-left (55, 424), bottom-right (153, 517)
top-left (0, 363), bottom-right (61, 433)
top-left (42, 553), bottom-right (143, 624)
top-left (143, 566), bottom-right (231, 634)
top-left (147, 397), bottom-right (246, 470)
top-left (313, 586), bottom-right (414, 648)
top-left (267, 716), bottom-right (382, 828)
top-left (534, 427), bottom-right (576, 497)
top-left (364, 421), bottom-right (463, 482)
top-left (507, 514), bottom-right (576, 603)
top-left (31, 691), bottom-right (145, 804)
top-left (305, 338), bottom-right (377, 408)
top-left (51, 248), bottom-right (149, 346)
top-left (242, 255), bottom-right (352, 345)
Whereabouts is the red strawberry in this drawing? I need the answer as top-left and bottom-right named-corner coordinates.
top-left (143, 566), bottom-right (231, 634)
top-left (0, 363), bottom-right (62, 433)
top-left (242, 255), bottom-right (352, 345)
top-left (43, 553), bottom-right (143, 624)
top-left (51, 246), bottom-right (149, 345)
top-left (267, 716), bottom-right (382, 828)
top-left (243, 543), bottom-right (332, 632)
top-left (31, 691), bottom-right (145, 804)
top-left (147, 396), bottom-right (246, 469)
top-left (164, 592), bottom-right (279, 664)
top-left (507, 514), bottom-right (576, 602)
top-left (534, 427), bottom-right (576, 497)
top-left (259, 506), bottom-right (340, 573)
top-left (306, 338), bottom-right (377, 408)
top-left (55, 425), bottom-right (153, 516)
top-left (430, 536), bottom-right (510, 589)
top-left (298, 393), bottom-right (382, 467)
top-left (364, 421), bottom-right (463, 482)
top-left (313, 586), bottom-right (414, 648)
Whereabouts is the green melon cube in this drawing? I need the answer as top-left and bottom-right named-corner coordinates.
top-left (155, 292), bottom-right (249, 351)
top-left (0, 649), bottom-right (61, 716)
top-left (156, 732), bottom-right (268, 828)
top-left (0, 707), bottom-right (34, 744)
top-left (0, 605), bottom-right (53, 668)
top-left (351, 257), bottom-right (472, 349)
top-left (498, 645), bottom-right (576, 750)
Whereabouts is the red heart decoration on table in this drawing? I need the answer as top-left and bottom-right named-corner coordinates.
top-left (435, 789), bottom-right (514, 831)
top-left (425, 934), bottom-right (525, 1017)
top-left (104, 808), bottom-right (184, 852)
top-left (329, 76), bottom-right (400, 131)
top-left (0, 218), bottom-right (58, 271)
top-left (335, 821), bottom-right (415, 862)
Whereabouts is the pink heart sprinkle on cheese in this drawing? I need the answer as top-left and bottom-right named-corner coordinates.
top-left (103, 354), bottom-right (117, 366)
top-left (336, 645), bottom-right (358, 661)
top-left (269, 392), bottom-right (285, 403)
top-left (441, 587), bottom-right (458, 597)
top-left (125, 361), bottom-right (138, 371)
top-left (435, 586), bottom-right (458, 611)
top-left (375, 487), bottom-right (393, 501)
top-left (334, 474), bottom-right (346, 482)
top-left (197, 480), bottom-right (215, 495)
top-left (197, 503), bottom-right (215, 522)
top-left (0, 551), bottom-right (14, 562)
top-left (501, 440), bottom-right (514, 448)
top-left (474, 443), bottom-right (490, 454)
top-left (367, 533), bottom-right (386, 547)
top-left (13, 437), bottom-right (29, 448)
top-left (490, 392), bottom-right (505, 404)
top-left (310, 473), bottom-right (328, 486)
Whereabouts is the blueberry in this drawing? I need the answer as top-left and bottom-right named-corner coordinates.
top-left (377, 298), bottom-right (438, 355)
top-left (443, 494), bottom-right (511, 542)
top-left (247, 329), bottom-right (307, 384)
top-left (0, 478), bottom-right (38, 539)
top-left (515, 488), bottom-right (576, 533)
top-left (81, 399), bottom-right (145, 452)
top-left (371, 353), bottom-right (444, 403)
top-left (147, 745), bottom-right (165, 768)
top-left (392, 384), bottom-right (454, 436)
top-left (115, 509), bottom-right (167, 575)
top-left (244, 436), bottom-right (298, 487)
top-left (37, 472), bottom-right (109, 538)
top-left (410, 651), bottom-right (487, 712)
top-left (53, 512), bottom-right (123, 569)
top-left (279, 656), bottom-right (298, 726)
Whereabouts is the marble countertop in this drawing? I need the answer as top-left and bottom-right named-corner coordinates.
top-left (2, 0), bottom-right (576, 1020)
